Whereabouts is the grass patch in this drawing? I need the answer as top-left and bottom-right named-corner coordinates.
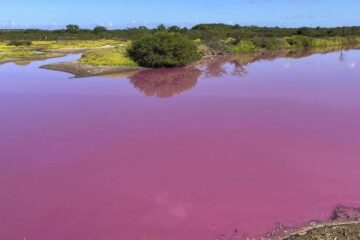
top-left (1, 40), bottom-right (129, 63)
top-left (0, 42), bottom-right (43, 61)
top-left (232, 40), bottom-right (260, 54)
top-left (226, 36), bottom-right (360, 54)
top-left (42, 40), bottom-right (122, 50)
top-left (20, 40), bottom-right (125, 50)
top-left (80, 46), bottom-right (137, 67)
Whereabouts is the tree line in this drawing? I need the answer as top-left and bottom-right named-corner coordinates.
top-left (1, 23), bottom-right (360, 41)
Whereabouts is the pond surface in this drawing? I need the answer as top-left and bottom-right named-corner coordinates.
top-left (1, 50), bottom-right (360, 240)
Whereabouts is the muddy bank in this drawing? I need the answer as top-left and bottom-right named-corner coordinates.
top-left (0, 45), bottom-right (114, 65)
top-left (281, 205), bottom-right (360, 240)
top-left (283, 222), bottom-right (360, 240)
top-left (40, 61), bottom-right (141, 78)
top-left (0, 52), bottom-right (67, 65)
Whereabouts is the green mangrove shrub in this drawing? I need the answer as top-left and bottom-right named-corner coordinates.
top-left (93, 26), bottom-right (107, 36)
top-left (127, 32), bottom-right (200, 68)
top-left (251, 38), bottom-right (290, 50)
top-left (284, 36), bottom-right (313, 48)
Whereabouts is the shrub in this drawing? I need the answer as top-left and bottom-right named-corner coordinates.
top-left (66, 24), bottom-right (80, 33)
top-left (93, 26), bottom-right (107, 36)
top-left (127, 32), bottom-right (200, 68)
top-left (284, 36), bottom-right (313, 48)
top-left (7, 40), bottom-right (32, 46)
top-left (206, 40), bottom-right (231, 54)
top-left (252, 38), bottom-right (290, 50)
top-left (232, 40), bottom-right (259, 54)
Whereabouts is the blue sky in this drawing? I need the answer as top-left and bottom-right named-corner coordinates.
top-left (1, 0), bottom-right (360, 29)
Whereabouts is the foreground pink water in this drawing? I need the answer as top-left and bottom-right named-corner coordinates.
top-left (1, 50), bottom-right (360, 240)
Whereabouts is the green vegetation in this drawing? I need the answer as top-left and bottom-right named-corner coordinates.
top-left (66, 24), bottom-right (80, 33)
top-left (0, 41), bottom-right (42, 61)
top-left (80, 46), bottom-right (137, 67)
top-left (3, 23), bottom-right (360, 41)
top-left (39, 40), bottom-right (120, 50)
top-left (229, 35), bottom-right (360, 54)
top-left (0, 39), bottom-right (128, 63)
top-left (1, 23), bottom-right (360, 67)
top-left (232, 40), bottom-right (259, 54)
top-left (93, 26), bottom-right (107, 37)
top-left (7, 40), bottom-right (32, 46)
top-left (127, 32), bottom-right (200, 68)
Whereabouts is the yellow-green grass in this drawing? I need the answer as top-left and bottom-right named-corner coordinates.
top-left (79, 47), bottom-right (137, 67)
top-left (231, 36), bottom-right (360, 54)
top-left (37, 40), bottom-right (124, 50)
top-left (0, 40), bottom-right (129, 62)
top-left (0, 42), bottom-right (43, 61)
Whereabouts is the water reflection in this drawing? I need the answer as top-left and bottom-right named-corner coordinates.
top-left (14, 60), bottom-right (31, 66)
top-left (129, 67), bottom-right (201, 98)
top-left (129, 47), bottom-right (359, 99)
top-left (199, 56), bottom-right (247, 78)
top-left (338, 50), bottom-right (357, 68)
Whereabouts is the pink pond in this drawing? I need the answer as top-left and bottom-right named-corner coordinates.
top-left (1, 50), bottom-right (360, 240)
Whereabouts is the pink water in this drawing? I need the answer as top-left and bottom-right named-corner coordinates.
top-left (1, 50), bottom-right (360, 240)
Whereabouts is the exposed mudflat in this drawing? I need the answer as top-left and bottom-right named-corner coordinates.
top-left (40, 60), bottom-right (141, 77)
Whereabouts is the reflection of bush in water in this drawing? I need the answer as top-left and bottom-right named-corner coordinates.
top-left (200, 56), bottom-right (247, 78)
top-left (129, 67), bottom-right (201, 98)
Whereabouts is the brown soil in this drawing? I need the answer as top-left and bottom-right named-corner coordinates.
top-left (40, 61), bottom-right (141, 78)
top-left (283, 222), bottom-right (360, 240)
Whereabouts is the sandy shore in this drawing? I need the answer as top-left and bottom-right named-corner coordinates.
top-left (282, 222), bottom-right (360, 240)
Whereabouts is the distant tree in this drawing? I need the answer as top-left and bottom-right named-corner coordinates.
top-left (66, 24), bottom-right (80, 33)
top-left (157, 24), bottom-right (167, 31)
top-left (138, 26), bottom-right (148, 30)
top-left (168, 25), bottom-right (181, 32)
top-left (93, 26), bottom-right (107, 36)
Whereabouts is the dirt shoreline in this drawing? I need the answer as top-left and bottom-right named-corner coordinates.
top-left (40, 61), bottom-right (141, 78)
top-left (0, 51), bottom-right (68, 65)
top-left (282, 221), bottom-right (360, 240)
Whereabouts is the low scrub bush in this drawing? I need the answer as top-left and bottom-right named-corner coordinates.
top-left (284, 36), bottom-right (313, 48)
top-left (252, 38), bottom-right (290, 50)
top-left (206, 40), bottom-right (232, 54)
top-left (7, 40), bottom-right (32, 46)
top-left (232, 40), bottom-right (259, 54)
top-left (127, 32), bottom-right (200, 68)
